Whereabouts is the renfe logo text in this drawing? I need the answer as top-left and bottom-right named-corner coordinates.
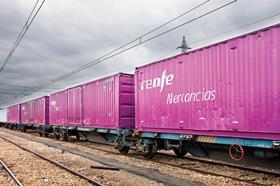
top-left (167, 90), bottom-right (216, 104)
top-left (141, 69), bottom-right (174, 92)
top-left (140, 69), bottom-right (216, 104)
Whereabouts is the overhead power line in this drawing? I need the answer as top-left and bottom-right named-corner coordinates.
top-left (190, 11), bottom-right (280, 47)
top-left (9, 0), bottom-right (210, 100)
top-left (14, 0), bottom-right (236, 100)
top-left (0, 92), bottom-right (19, 95)
top-left (0, 83), bottom-right (59, 90)
top-left (0, 0), bottom-right (46, 73)
top-left (1, 0), bottom-right (236, 107)
top-left (4, 2), bottom-right (280, 108)
top-left (153, 11), bottom-right (280, 61)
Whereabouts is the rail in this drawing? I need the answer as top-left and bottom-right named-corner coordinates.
top-left (0, 136), bottom-right (102, 186)
top-left (0, 159), bottom-right (23, 186)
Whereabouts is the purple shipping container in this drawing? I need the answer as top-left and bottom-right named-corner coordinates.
top-left (7, 104), bottom-right (21, 124)
top-left (50, 90), bottom-right (68, 126)
top-left (21, 100), bottom-right (35, 125)
top-left (82, 73), bottom-right (134, 129)
top-left (68, 86), bottom-right (82, 126)
top-left (34, 96), bottom-right (49, 125)
top-left (135, 25), bottom-right (280, 140)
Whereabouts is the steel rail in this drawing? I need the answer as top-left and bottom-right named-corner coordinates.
top-left (26, 131), bottom-right (280, 178)
top-left (72, 142), bottom-right (272, 185)
top-left (0, 159), bottom-right (23, 186)
top-left (73, 138), bottom-right (280, 177)
top-left (61, 140), bottom-right (270, 185)
top-left (156, 152), bottom-right (280, 177)
top-left (2, 127), bottom-right (280, 184)
top-left (0, 136), bottom-right (102, 186)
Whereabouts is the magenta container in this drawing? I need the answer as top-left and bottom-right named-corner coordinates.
top-left (135, 25), bottom-right (280, 140)
top-left (82, 73), bottom-right (134, 129)
top-left (49, 90), bottom-right (68, 126)
top-left (21, 101), bottom-right (35, 125)
top-left (68, 86), bottom-right (82, 126)
top-left (7, 104), bottom-right (21, 124)
top-left (34, 96), bottom-right (49, 126)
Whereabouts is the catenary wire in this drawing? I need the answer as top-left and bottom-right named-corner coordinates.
top-left (95, 0), bottom-right (210, 61)
top-left (151, 10), bottom-right (280, 62)
top-left (4, 0), bottom-right (40, 62)
top-left (4, 0), bottom-right (210, 101)
top-left (1, 0), bottom-right (237, 106)
top-left (0, 0), bottom-right (46, 73)
top-left (30, 0), bottom-right (211, 85)
top-left (16, 0), bottom-right (236, 100)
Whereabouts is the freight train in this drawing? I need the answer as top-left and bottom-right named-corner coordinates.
top-left (3, 24), bottom-right (280, 164)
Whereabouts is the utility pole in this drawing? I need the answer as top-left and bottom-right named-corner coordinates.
top-left (177, 36), bottom-right (191, 53)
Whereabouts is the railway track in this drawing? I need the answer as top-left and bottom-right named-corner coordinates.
top-left (71, 139), bottom-right (280, 176)
top-left (22, 132), bottom-right (280, 185)
top-left (158, 152), bottom-right (280, 177)
top-left (63, 137), bottom-right (280, 176)
top-left (0, 129), bottom-right (197, 186)
top-left (2, 128), bottom-right (280, 185)
top-left (71, 140), bottom-right (278, 186)
top-left (0, 159), bottom-right (23, 186)
top-left (0, 136), bottom-right (102, 186)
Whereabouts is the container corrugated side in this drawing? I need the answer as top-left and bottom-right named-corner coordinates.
top-left (20, 101), bottom-right (34, 124)
top-left (68, 86), bottom-right (82, 126)
top-left (135, 24), bottom-right (280, 140)
top-left (82, 73), bottom-right (134, 129)
top-left (34, 96), bottom-right (49, 125)
top-left (49, 90), bottom-right (68, 126)
top-left (7, 104), bottom-right (21, 124)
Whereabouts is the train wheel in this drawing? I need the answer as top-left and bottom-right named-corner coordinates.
top-left (44, 132), bottom-right (49, 137)
top-left (173, 147), bottom-right (187, 158)
top-left (76, 133), bottom-right (80, 140)
top-left (21, 127), bottom-right (26, 133)
top-left (119, 146), bottom-right (130, 155)
top-left (143, 143), bottom-right (157, 159)
top-left (62, 131), bottom-right (69, 142)
top-left (39, 132), bottom-right (43, 137)
top-left (229, 144), bottom-right (244, 161)
top-left (55, 134), bottom-right (60, 140)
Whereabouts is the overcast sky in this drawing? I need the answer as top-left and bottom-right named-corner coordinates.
top-left (0, 0), bottom-right (280, 111)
